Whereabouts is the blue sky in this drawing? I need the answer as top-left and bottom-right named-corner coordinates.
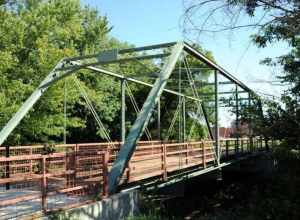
top-left (82, 0), bottom-right (290, 125)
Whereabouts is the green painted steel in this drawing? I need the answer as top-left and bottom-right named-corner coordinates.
top-left (108, 42), bottom-right (185, 194)
top-left (235, 85), bottom-right (240, 154)
top-left (182, 96), bottom-right (186, 141)
top-left (201, 104), bottom-right (214, 139)
top-left (121, 79), bottom-right (126, 143)
top-left (214, 70), bottom-right (220, 165)
top-left (157, 99), bottom-right (161, 140)
top-left (0, 40), bottom-right (265, 198)
top-left (200, 91), bottom-right (248, 96)
top-left (60, 53), bottom-right (171, 71)
top-left (65, 42), bottom-right (176, 62)
top-left (183, 42), bottom-right (253, 93)
top-left (70, 61), bottom-right (202, 102)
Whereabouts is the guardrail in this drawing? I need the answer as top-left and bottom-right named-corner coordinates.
top-left (0, 137), bottom-right (268, 218)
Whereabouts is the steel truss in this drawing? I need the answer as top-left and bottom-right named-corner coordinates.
top-left (0, 41), bottom-right (262, 194)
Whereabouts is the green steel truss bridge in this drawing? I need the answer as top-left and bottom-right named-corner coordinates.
top-left (0, 42), bottom-right (269, 218)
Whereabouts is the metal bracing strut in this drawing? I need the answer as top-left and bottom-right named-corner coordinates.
top-left (182, 96), bottom-right (186, 141)
top-left (214, 70), bottom-right (220, 165)
top-left (121, 79), bottom-right (126, 143)
top-left (235, 85), bottom-right (240, 154)
top-left (248, 92), bottom-right (252, 137)
top-left (157, 99), bottom-right (161, 140)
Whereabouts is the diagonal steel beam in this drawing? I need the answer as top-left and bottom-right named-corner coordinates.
top-left (108, 42), bottom-right (184, 194)
top-left (201, 104), bottom-right (213, 139)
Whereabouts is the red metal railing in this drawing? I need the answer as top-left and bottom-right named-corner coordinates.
top-left (0, 138), bottom-right (266, 218)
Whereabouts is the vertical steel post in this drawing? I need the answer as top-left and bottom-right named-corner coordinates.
top-left (182, 96), bottom-right (186, 142)
top-left (157, 98), bottom-right (161, 140)
top-left (178, 59), bottom-right (182, 142)
top-left (63, 79), bottom-right (67, 144)
top-left (214, 70), bottom-right (220, 165)
top-left (235, 85), bottom-right (239, 155)
top-left (121, 79), bottom-right (126, 143)
top-left (248, 92), bottom-right (252, 137)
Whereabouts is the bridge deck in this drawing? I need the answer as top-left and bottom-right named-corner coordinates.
top-left (0, 137), bottom-right (266, 219)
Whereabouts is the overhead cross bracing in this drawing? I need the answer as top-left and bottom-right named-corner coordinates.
top-left (0, 41), bottom-right (264, 199)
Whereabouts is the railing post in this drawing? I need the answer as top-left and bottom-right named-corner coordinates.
top-left (74, 144), bottom-right (78, 185)
top-left (225, 140), bottom-right (229, 159)
top-left (126, 161), bottom-right (131, 183)
top-left (202, 142), bottom-right (206, 169)
top-left (29, 147), bottom-right (33, 175)
top-left (5, 145), bottom-right (10, 190)
top-left (241, 139), bottom-right (244, 154)
top-left (162, 143), bottom-right (167, 181)
top-left (185, 143), bottom-right (188, 165)
top-left (250, 137), bottom-right (253, 152)
top-left (65, 151), bottom-right (69, 188)
top-left (235, 139), bottom-right (238, 156)
top-left (102, 151), bottom-right (109, 198)
top-left (41, 156), bottom-right (47, 213)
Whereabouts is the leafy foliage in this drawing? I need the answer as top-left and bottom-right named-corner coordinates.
top-left (0, 0), bottom-right (216, 146)
top-left (0, 0), bottom-right (121, 145)
top-left (203, 0), bottom-right (300, 149)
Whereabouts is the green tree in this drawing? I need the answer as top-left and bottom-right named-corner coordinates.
top-left (0, 0), bottom-right (217, 146)
top-left (0, 0), bottom-right (122, 145)
top-left (184, 0), bottom-right (300, 147)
